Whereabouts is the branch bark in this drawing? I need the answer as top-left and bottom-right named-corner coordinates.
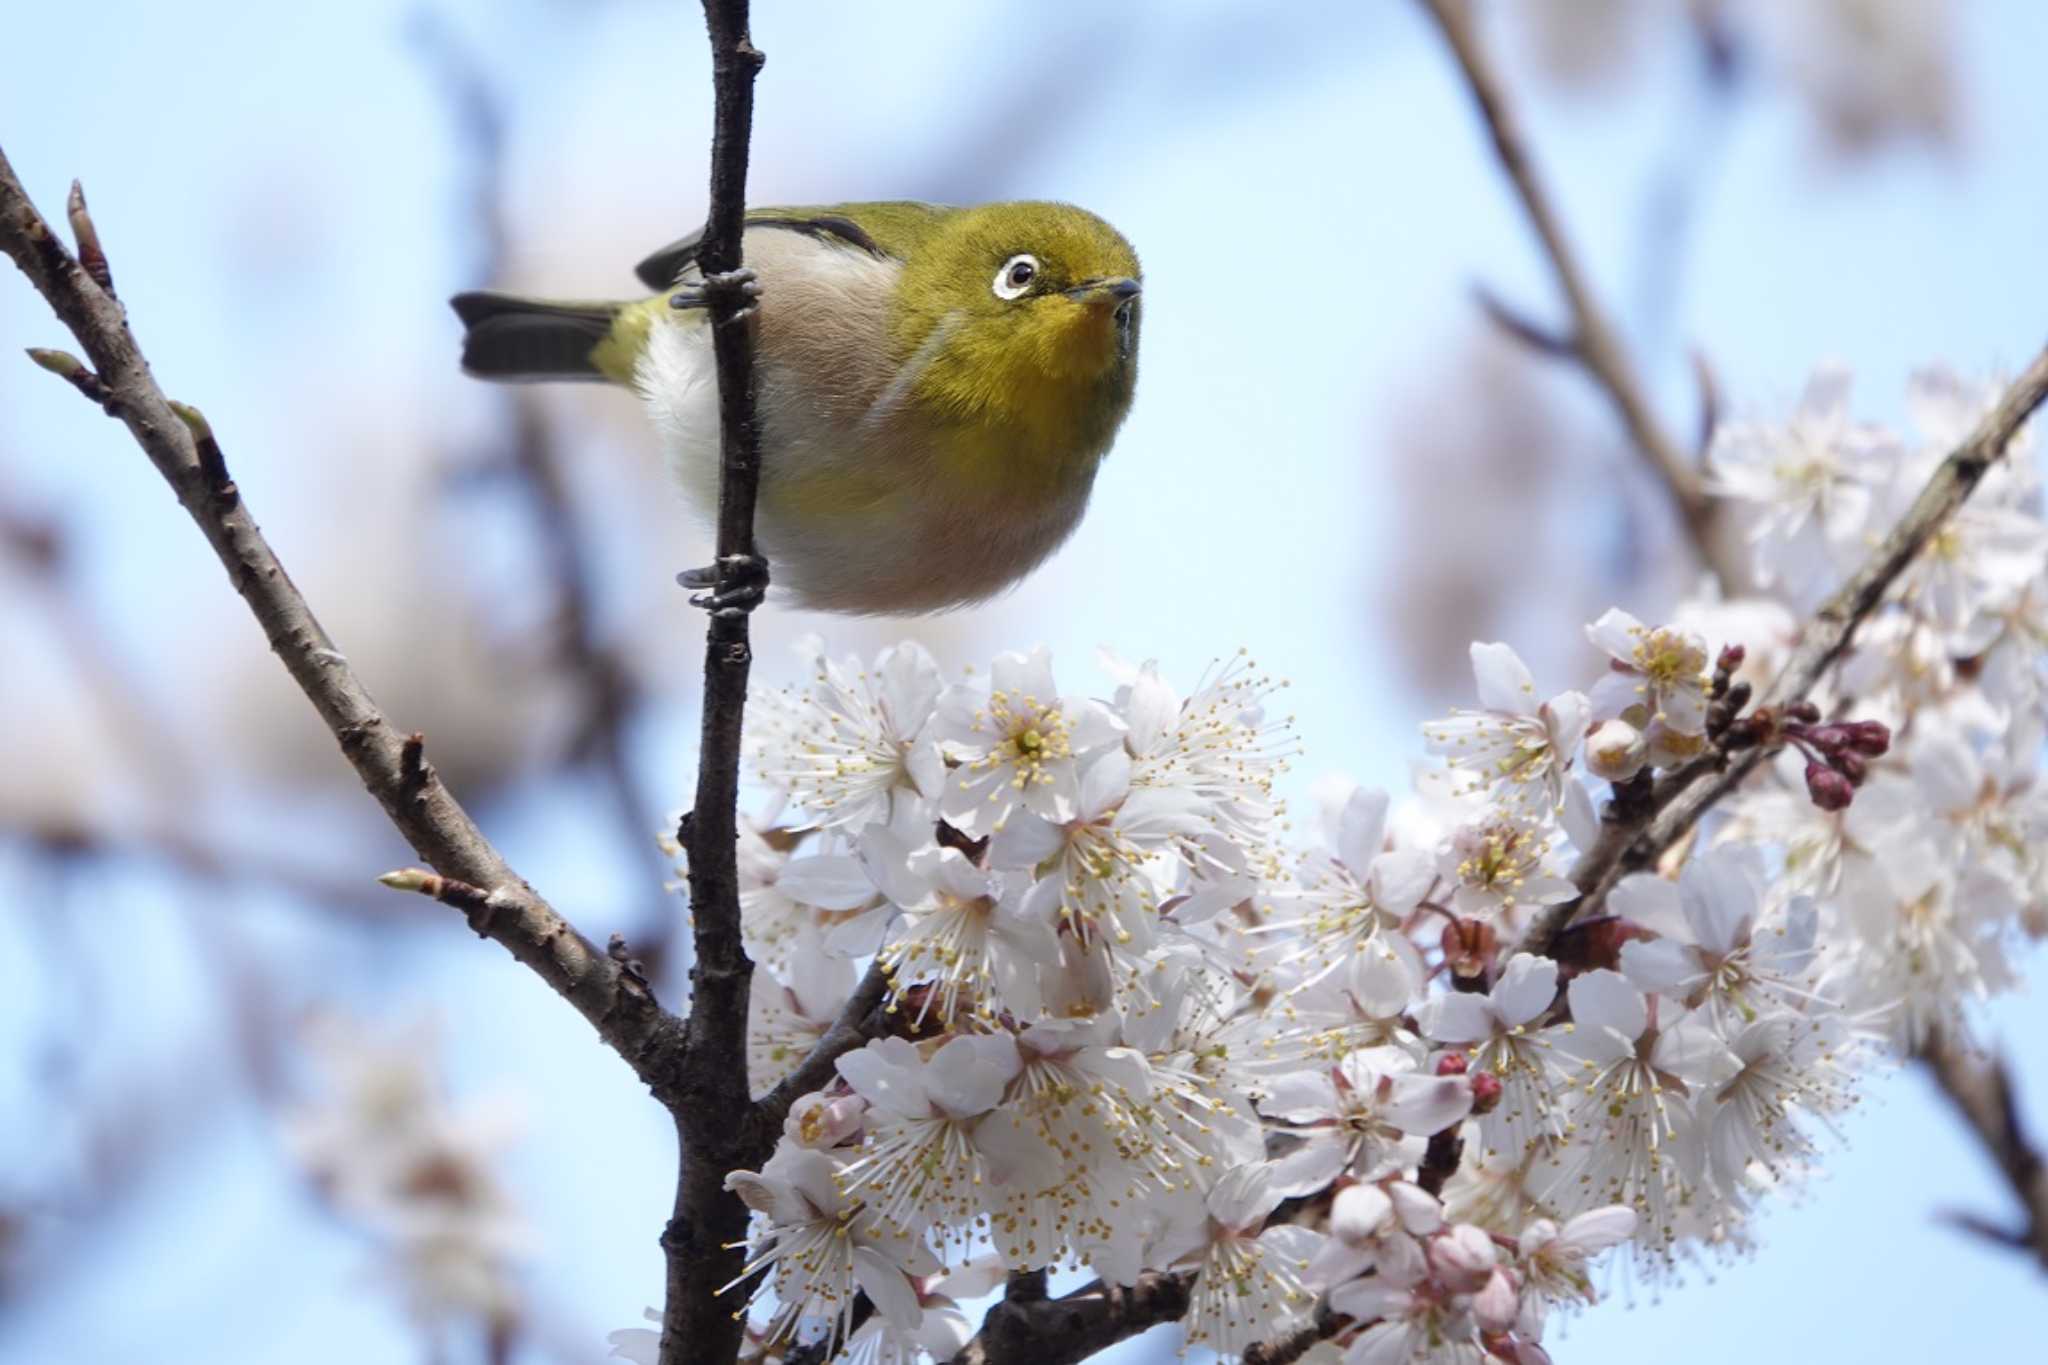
top-left (663, 3), bottom-right (770, 1362)
top-left (1918, 1026), bottom-right (2048, 1271)
top-left (1522, 341), bottom-right (2048, 956)
top-left (950, 1272), bottom-right (1195, 1365)
top-left (1417, 0), bottom-right (1740, 587)
top-left (754, 959), bottom-right (891, 1131)
top-left (0, 145), bottom-right (688, 1094)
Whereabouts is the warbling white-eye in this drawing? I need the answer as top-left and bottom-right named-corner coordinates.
top-left (451, 202), bottom-right (1142, 614)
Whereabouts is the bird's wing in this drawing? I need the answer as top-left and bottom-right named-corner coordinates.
top-left (632, 202), bottom-right (953, 291)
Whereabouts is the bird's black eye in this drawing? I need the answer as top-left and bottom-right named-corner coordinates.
top-left (992, 253), bottom-right (1039, 300)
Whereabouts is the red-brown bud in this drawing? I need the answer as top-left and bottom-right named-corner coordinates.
top-left (1435, 1052), bottom-right (1470, 1077)
top-left (1805, 760), bottom-right (1854, 812)
top-left (1845, 719), bottom-right (1892, 757)
top-left (1469, 1070), bottom-right (1504, 1115)
top-left (1445, 917), bottom-right (1498, 981)
top-left (1715, 643), bottom-right (1747, 676)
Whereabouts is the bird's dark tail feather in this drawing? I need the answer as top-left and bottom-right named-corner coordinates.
top-left (450, 291), bottom-right (621, 382)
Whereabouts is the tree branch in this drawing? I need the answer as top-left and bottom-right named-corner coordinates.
top-left (1918, 1026), bottom-right (2048, 1271)
top-left (950, 1272), bottom-right (1195, 1365)
top-left (663, 3), bottom-right (769, 1362)
top-left (0, 145), bottom-right (689, 1093)
top-left (753, 959), bottom-right (891, 1131)
top-left (1417, 0), bottom-right (1738, 586)
top-left (1522, 341), bottom-right (2048, 956)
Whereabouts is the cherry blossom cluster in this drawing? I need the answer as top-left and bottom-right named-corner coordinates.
top-left (691, 366), bottom-right (2046, 1363)
top-left (1707, 365), bottom-right (2048, 1050)
top-left (285, 1014), bottom-right (529, 1342)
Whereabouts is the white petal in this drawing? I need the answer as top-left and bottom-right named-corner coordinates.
top-left (1381, 1074), bottom-right (1475, 1136)
top-left (1560, 777), bottom-right (1599, 852)
top-left (856, 825), bottom-right (933, 910)
top-left (926, 1034), bottom-right (1019, 1117)
top-left (1556, 1204), bottom-right (1638, 1255)
top-left (1415, 993), bottom-right (1495, 1046)
top-left (1543, 689), bottom-right (1591, 755)
top-left (1370, 848), bottom-right (1437, 913)
top-left (1064, 697), bottom-right (1127, 756)
top-left (1681, 847), bottom-right (1758, 955)
top-left (1585, 607), bottom-right (1645, 662)
top-left (1606, 873), bottom-right (1686, 938)
top-left (932, 847), bottom-right (994, 901)
top-left (1493, 954), bottom-right (1560, 1027)
top-left (1267, 1134), bottom-right (1351, 1198)
top-left (851, 1247), bottom-right (925, 1331)
top-left (1329, 1182), bottom-right (1393, 1242)
top-left (1471, 641), bottom-right (1539, 717)
top-left (1259, 1069), bottom-right (1340, 1122)
top-left (775, 855), bottom-right (876, 912)
top-left (1387, 1180), bottom-right (1443, 1235)
top-left (1336, 787), bottom-right (1392, 873)
top-left (987, 814), bottom-right (1066, 869)
top-left (1566, 969), bottom-right (1646, 1042)
top-left (1207, 1160), bottom-right (1284, 1227)
top-left (1619, 937), bottom-right (1701, 996)
top-left (1076, 747), bottom-right (1133, 820)
top-left (836, 1037), bottom-right (928, 1117)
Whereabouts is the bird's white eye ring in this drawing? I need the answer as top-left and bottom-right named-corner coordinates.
top-left (992, 253), bottom-right (1039, 300)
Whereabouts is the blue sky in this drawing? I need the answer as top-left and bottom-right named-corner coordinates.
top-left (2, 2), bottom-right (2045, 1362)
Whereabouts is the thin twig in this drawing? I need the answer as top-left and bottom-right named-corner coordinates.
top-left (0, 143), bottom-right (689, 1098)
top-left (753, 959), bottom-right (891, 1130)
top-left (1918, 1025), bottom-right (2048, 1271)
top-left (1522, 341), bottom-right (2048, 956)
top-left (661, 3), bottom-right (769, 1362)
top-left (1418, 0), bottom-right (1737, 585)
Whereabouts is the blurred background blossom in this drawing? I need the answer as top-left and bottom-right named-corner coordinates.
top-left (1, 1), bottom-right (2044, 1362)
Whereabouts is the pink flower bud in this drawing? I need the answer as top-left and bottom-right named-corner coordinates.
top-left (1835, 750), bottom-right (1868, 787)
top-left (1469, 1070), bottom-right (1504, 1115)
top-left (1805, 760), bottom-right (1854, 812)
top-left (1715, 643), bottom-right (1747, 676)
top-left (1435, 1052), bottom-right (1470, 1076)
top-left (1427, 1222), bottom-right (1498, 1290)
top-left (1473, 1267), bottom-right (1522, 1333)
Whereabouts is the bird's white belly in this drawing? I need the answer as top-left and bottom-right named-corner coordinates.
top-left (637, 309), bottom-right (1093, 614)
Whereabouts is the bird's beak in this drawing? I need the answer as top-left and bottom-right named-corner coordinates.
top-left (1065, 277), bottom-right (1142, 306)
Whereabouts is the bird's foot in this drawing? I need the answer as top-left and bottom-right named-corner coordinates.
top-left (679, 553), bottom-right (770, 615)
top-left (671, 267), bottom-right (761, 316)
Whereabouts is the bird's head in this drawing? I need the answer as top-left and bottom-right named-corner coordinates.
top-left (891, 202), bottom-right (1141, 444)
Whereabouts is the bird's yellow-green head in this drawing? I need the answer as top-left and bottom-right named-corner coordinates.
top-left (888, 202), bottom-right (1141, 453)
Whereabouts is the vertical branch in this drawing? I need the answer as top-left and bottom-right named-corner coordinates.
top-left (664, 3), bottom-right (767, 1363)
top-left (1417, 0), bottom-right (1738, 585)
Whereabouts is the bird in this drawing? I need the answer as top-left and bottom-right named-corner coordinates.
top-left (450, 201), bottom-right (1141, 615)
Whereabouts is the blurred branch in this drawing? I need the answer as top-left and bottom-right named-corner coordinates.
top-left (412, 11), bottom-right (680, 971)
top-left (1, 494), bottom-right (400, 917)
top-left (1918, 1025), bottom-right (2048, 1271)
top-left (1417, 0), bottom-right (1738, 586)
top-left (1523, 341), bottom-right (2048, 956)
top-left (660, 2), bottom-right (769, 1363)
top-left (0, 145), bottom-right (689, 1096)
